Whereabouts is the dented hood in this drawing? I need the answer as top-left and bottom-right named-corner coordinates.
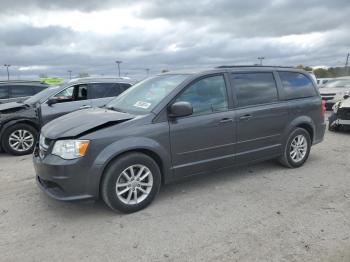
top-left (41, 107), bottom-right (135, 139)
top-left (0, 102), bottom-right (30, 113)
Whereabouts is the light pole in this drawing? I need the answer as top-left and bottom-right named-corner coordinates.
top-left (257, 57), bottom-right (265, 66)
top-left (115, 61), bottom-right (122, 77)
top-left (68, 70), bottom-right (72, 79)
top-left (4, 64), bottom-right (11, 80)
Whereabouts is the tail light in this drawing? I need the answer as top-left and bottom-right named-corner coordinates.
top-left (321, 99), bottom-right (326, 118)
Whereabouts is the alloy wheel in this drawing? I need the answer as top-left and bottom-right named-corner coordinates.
top-left (289, 134), bottom-right (308, 163)
top-left (115, 164), bottom-right (153, 205)
top-left (8, 129), bottom-right (35, 152)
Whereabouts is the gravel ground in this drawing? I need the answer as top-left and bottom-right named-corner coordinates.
top-left (1, 117), bottom-right (350, 262)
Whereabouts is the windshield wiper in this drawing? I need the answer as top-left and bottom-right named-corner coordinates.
top-left (105, 106), bottom-right (127, 113)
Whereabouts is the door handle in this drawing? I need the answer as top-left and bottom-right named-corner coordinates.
top-left (219, 118), bottom-right (233, 123)
top-left (79, 105), bottom-right (91, 109)
top-left (239, 114), bottom-right (252, 121)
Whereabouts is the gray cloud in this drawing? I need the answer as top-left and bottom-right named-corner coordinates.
top-left (0, 0), bottom-right (128, 13)
top-left (0, 0), bottom-right (349, 80)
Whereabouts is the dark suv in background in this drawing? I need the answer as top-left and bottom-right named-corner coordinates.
top-left (0, 77), bottom-right (132, 155)
top-left (34, 66), bottom-right (326, 213)
top-left (0, 80), bottom-right (49, 104)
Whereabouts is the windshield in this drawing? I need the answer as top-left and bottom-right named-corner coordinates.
top-left (323, 79), bottom-right (350, 88)
top-left (106, 74), bottom-right (189, 114)
top-left (24, 83), bottom-right (66, 104)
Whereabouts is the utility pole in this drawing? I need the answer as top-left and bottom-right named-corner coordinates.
top-left (115, 61), bottom-right (122, 77)
top-left (257, 57), bottom-right (265, 66)
top-left (145, 68), bottom-right (150, 77)
top-left (4, 64), bottom-right (11, 80)
top-left (68, 70), bottom-right (72, 79)
top-left (345, 53), bottom-right (349, 68)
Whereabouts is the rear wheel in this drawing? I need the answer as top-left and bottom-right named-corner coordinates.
top-left (101, 152), bottom-right (161, 213)
top-left (279, 128), bottom-right (311, 168)
top-left (2, 124), bottom-right (38, 156)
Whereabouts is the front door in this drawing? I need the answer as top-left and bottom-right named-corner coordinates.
top-left (41, 84), bottom-right (91, 125)
top-left (169, 74), bottom-right (236, 177)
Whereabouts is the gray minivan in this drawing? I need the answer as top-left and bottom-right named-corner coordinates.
top-left (34, 66), bottom-right (326, 213)
top-left (0, 77), bottom-right (132, 155)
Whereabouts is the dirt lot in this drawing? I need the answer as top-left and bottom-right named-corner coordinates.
top-left (1, 118), bottom-right (350, 262)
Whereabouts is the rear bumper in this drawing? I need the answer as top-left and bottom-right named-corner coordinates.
top-left (313, 122), bottom-right (326, 145)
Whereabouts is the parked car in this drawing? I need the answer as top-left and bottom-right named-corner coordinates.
top-left (317, 78), bottom-right (333, 87)
top-left (319, 77), bottom-right (350, 109)
top-left (0, 77), bottom-right (132, 155)
top-left (34, 66), bottom-right (326, 213)
top-left (0, 80), bottom-right (49, 104)
top-left (328, 93), bottom-right (350, 131)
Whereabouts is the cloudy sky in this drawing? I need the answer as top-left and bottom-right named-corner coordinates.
top-left (0, 0), bottom-right (349, 80)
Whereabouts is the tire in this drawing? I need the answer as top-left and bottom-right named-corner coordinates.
top-left (328, 113), bottom-right (338, 131)
top-left (278, 128), bottom-right (311, 168)
top-left (1, 123), bottom-right (38, 156)
top-left (101, 152), bottom-right (161, 213)
top-left (328, 123), bottom-right (338, 132)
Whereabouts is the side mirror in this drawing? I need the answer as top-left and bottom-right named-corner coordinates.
top-left (47, 98), bottom-right (58, 106)
top-left (168, 101), bottom-right (193, 118)
top-left (344, 94), bottom-right (349, 100)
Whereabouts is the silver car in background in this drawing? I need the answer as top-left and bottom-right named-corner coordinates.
top-left (319, 77), bottom-right (350, 109)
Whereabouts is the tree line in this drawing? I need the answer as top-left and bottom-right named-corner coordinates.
top-left (296, 65), bottom-right (350, 78)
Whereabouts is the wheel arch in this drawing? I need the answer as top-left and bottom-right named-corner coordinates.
top-left (94, 137), bottom-right (173, 196)
top-left (283, 116), bottom-right (316, 144)
top-left (296, 122), bottom-right (314, 142)
top-left (0, 119), bottom-right (40, 144)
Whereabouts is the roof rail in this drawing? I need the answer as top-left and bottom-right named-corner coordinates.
top-left (216, 65), bottom-right (296, 69)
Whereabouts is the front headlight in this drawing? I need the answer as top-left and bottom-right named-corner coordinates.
top-left (52, 140), bottom-right (90, 160)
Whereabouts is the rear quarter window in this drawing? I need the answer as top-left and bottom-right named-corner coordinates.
top-left (278, 72), bottom-right (317, 99)
top-left (89, 83), bottom-right (129, 99)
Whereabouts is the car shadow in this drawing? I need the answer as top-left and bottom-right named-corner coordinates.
top-left (35, 159), bottom-right (282, 218)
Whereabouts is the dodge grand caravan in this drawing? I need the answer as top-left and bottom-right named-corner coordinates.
top-left (34, 66), bottom-right (326, 213)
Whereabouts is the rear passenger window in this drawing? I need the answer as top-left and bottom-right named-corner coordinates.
top-left (176, 75), bottom-right (228, 116)
top-left (0, 86), bottom-right (9, 99)
top-left (278, 72), bottom-right (316, 99)
top-left (89, 83), bottom-right (129, 99)
top-left (231, 73), bottom-right (278, 107)
top-left (34, 86), bottom-right (46, 94)
top-left (105, 83), bottom-right (128, 97)
top-left (10, 85), bottom-right (35, 98)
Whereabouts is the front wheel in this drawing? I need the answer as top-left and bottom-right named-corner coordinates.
top-left (101, 152), bottom-right (161, 213)
top-left (2, 124), bottom-right (38, 156)
top-left (279, 128), bottom-right (311, 168)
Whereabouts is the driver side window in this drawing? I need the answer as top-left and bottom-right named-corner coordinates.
top-left (176, 75), bottom-right (228, 116)
top-left (53, 85), bottom-right (88, 103)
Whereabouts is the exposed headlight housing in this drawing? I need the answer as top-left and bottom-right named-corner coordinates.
top-left (52, 140), bottom-right (90, 160)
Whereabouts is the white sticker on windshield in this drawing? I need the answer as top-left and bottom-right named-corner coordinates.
top-left (134, 101), bottom-right (151, 109)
